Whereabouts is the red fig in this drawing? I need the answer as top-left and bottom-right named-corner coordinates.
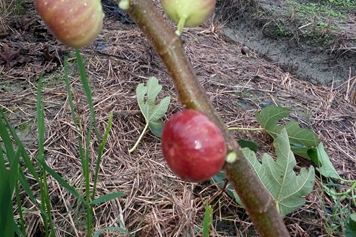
top-left (161, 109), bottom-right (226, 182)
top-left (35, 0), bottom-right (104, 48)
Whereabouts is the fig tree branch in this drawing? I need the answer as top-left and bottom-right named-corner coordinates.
top-left (125, 0), bottom-right (290, 236)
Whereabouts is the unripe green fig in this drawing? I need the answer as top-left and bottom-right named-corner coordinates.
top-left (160, 0), bottom-right (216, 35)
top-left (35, 0), bottom-right (104, 48)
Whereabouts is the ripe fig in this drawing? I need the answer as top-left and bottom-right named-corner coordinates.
top-left (160, 0), bottom-right (216, 35)
top-left (35, 0), bottom-right (104, 48)
top-left (161, 109), bottom-right (226, 182)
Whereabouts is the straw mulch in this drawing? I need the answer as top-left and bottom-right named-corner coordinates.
top-left (0, 2), bottom-right (355, 236)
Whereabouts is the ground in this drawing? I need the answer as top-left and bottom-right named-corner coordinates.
top-left (0, 0), bottom-right (356, 236)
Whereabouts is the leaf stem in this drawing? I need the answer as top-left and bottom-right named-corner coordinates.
top-left (129, 122), bottom-right (149, 153)
top-left (228, 127), bottom-right (264, 131)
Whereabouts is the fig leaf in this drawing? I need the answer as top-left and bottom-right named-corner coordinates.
top-left (312, 143), bottom-right (341, 179)
top-left (256, 105), bottom-right (320, 158)
top-left (242, 128), bottom-right (315, 216)
top-left (130, 77), bottom-right (170, 153)
top-left (213, 129), bottom-right (315, 216)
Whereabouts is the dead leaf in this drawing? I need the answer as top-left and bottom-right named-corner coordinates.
top-left (0, 43), bottom-right (20, 68)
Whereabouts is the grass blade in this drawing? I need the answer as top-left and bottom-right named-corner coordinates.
top-left (90, 192), bottom-right (125, 205)
top-left (0, 148), bottom-right (20, 237)
top-left (202, 203), bottom-right (213, 237)
top-left (0, 112), bottom-right (21, 237)
top-left (92, 111), bottom-right (113, 200)
top-left (37, 158), bottom-right (85, 203)
top-left (36, 76), bottom-right (55, 236)
top-left (75, 49), bottom-right (100, 142)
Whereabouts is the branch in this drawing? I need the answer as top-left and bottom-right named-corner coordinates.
top-left (126, 0), bottom-right (290, 235)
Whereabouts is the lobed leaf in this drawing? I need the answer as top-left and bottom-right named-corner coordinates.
top-left (136, 76), bottom-right (170, 138)
top-left (241, 128), bottom-right (315, 216)
top-left (256, 105), bottom-right (320, 159)
top-left (285, 121), bottom-right (319, 147)
top-left (255, 105), bottom-right (290, 139)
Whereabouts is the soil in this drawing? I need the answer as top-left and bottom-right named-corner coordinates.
top-left (217, 0), bottom-right (356, 86)
top-left (0, 0), bottom-right (355, 236)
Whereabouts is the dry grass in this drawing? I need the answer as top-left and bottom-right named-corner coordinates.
top-left (0, 1), bottom-right (355, 236)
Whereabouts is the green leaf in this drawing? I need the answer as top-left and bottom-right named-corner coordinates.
top-left (130, 77), bottom-right (170, 153)
top-left (90, 192), bottom-right (125, 205)
top-left (305, 147), bottom-right (321, 165)
top-left (255, 105), bottom-right (290, 139)
top-left (284, 121), bottom-right (319, 147)
top-left (345, 213), bottom-right (356, 237)
top-left (202, 203), bottom-right (213, 237)
top-left (242, 128), bottom-right (315, 216)
top-left (148, 116), bottom-right (166, 138)
top-left (256, 106), bottom-right (320, 159)
top-left (92, 111), bottom-right (114, 200)
top-left (137, 77), bottom-right (170, 138)
top-left (0, 145), bottom-right (19, 237)
top-left (75, 49), bottom-right (100, 141)
top-left (36, 159), bottom-right (85, 204)
top-left (211, 171), bottom-right (236, 200)
top-left (238, 139), bottom-right (259, 153)
top-left (321, 183), bottom-right (339, 201)
top-left (313, 143), bottom-right (341, 179)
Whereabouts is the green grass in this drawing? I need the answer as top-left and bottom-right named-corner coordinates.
top-left (0, 49), bottom-right (125, 236)
top-left (0, 0), bottom-right (25, 15)
top-left (320, 179), bottom-right (356, 236)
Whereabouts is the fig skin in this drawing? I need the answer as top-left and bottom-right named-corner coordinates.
top-left (161, 0), bottom-right (216, 35)
top-left (161, 109), bottom-right (226, 182)
top-left (35, 0), bottom-right (104, 48)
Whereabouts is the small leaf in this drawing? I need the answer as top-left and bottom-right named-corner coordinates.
top-left (291, 144), bottom-right (311, 160)
top-left (211, 172), bottom-right (235, 201)
top-left (90, 192), bottom-right (125, 205)
top-left (137, 77), bottom-right (170, 136)
top-left (130, 77), bottom-right (170, 152)
top-left (314, 143), bottom-right (341, 179)
top-left (238, 139), bottom-right (259, 153)
top-left (306, 147), bottom-right (321, 165)
top-left (321, 183), bottom-right (338, 201)
top-left (147, 96), bottom-right (171, 137)
top-left (345, 213), bottom-right (356, 237)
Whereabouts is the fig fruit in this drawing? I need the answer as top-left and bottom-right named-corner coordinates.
top-left (35, 0), bottom-right (104, 48)
top-left (161, 109), bottom-right (226, 182)
top-left (160, 0), bottom-right (216, 35)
